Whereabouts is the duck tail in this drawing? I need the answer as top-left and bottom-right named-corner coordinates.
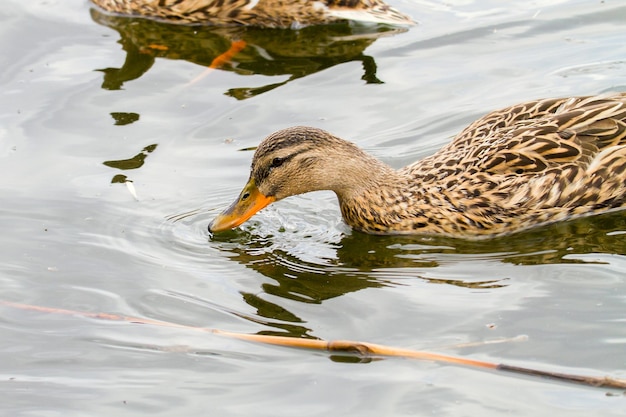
top-left (326, 0), bottom-right (415, 26)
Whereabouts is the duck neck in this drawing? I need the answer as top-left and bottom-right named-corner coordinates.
top-left (331, 154), bottom-right (420, 233)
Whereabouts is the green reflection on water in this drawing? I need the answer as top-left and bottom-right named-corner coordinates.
top-left (90, 7), bottom-right (405, 97)
top-left (210, 209), bottom-right (626, 336)
top-left (103, 143), bottom-right (158, 170)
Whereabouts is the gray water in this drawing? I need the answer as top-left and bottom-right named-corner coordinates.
top-left (1, 0), bottom-right (626, 415)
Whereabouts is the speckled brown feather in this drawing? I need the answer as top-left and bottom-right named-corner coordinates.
top-left (90, 0), bottom-right (414, 27)
top-left (245, 93), bottom-right (626, 238)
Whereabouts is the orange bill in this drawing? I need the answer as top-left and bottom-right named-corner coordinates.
top-left (208, 178), bottom-right (275, 233)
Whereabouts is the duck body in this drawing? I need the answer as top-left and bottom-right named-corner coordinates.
top-left (90, 0), bottom-right (414, 28)
top-left (209, 93), bottom-right (626, 239)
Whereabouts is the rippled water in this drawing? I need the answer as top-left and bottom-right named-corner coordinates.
top-left (1, 0), bottom-right (626, 415)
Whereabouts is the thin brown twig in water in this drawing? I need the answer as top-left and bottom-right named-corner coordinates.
top-left (2, 300), bottom-right (625, 390)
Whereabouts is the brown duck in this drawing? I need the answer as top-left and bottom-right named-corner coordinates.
top-left (90, 0), bottom-right (414, 28)
top-left (209, 93), bottom-right (626, 239)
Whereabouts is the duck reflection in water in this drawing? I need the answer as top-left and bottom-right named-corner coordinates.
top-left (90, 8), bottom-right (410, 97)
top-left (206, 208), bottom-right (626, 337)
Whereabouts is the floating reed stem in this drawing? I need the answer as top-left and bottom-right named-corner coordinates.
top-left (3, 300), bottom-right (624, 390)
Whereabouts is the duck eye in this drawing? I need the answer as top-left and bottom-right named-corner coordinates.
top-left (270, 157), bottom-right (285, 168)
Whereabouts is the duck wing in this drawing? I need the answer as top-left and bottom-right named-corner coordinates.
top-left (449, 93), bottom-right (626, 176)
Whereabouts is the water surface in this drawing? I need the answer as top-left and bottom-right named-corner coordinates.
top-left (1, 0), bottom-right (626, 415)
